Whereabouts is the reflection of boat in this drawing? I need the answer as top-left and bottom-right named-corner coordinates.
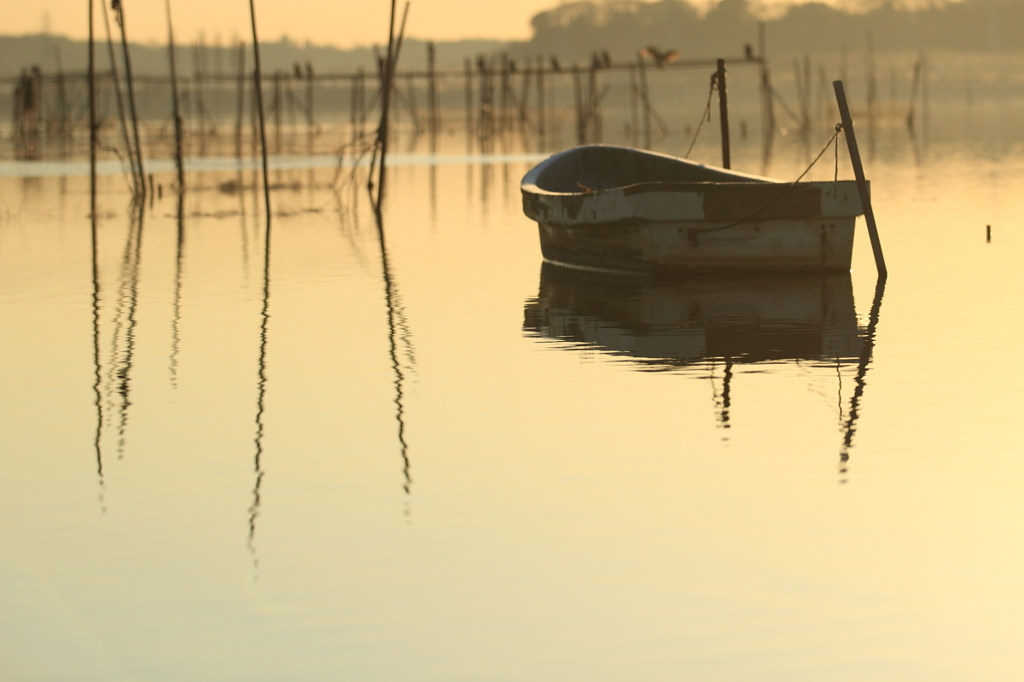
top-left (521, 145), bottom-right (864, 275)
top-left (523, 263), bottom-right (864, 369)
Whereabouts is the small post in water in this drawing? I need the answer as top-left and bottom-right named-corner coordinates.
top-left (833, 79), bottom-right (887, 278)
top-left (716, 58), bottom-right (731, 169)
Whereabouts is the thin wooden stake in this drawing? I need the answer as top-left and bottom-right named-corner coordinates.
top-left (536, 55), bottom-right (545, 143)
top-left (248, 0), bottom-right (271, 221)
top-left (427, 42), bottom-right (437, 149)
top-left (235, 42), bottom-right (246, 158)
top-left (716, 59), bottom-right (731, 169)
top-left (100, 1), bottom-right (134, 178)
top-left (637, 54), bottom-right (651, 149)
top-left (115, 0), bottom-right (146, 200)
top-left (306, 62), bottom-right (314, 156)
top-left (464, 58), bottom-right (473, 144)
top-left (165, 0), bottom-right (184, 193)
top-left (834, 80), bottom-right (887, 278)
top-left (89, 0), bottom-right (97, 213)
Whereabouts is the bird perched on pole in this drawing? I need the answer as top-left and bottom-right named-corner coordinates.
top-left (639, 46), bottom-right (680, 68)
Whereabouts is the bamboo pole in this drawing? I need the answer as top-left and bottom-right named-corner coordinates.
top-left (248, 0), bottom-right (271, 220)
top-left (194, 39), bottom-right (205, 153)
top-left (235, 41), bottom-right (246, 158)
top-left (357, 67), bottom-right (366, 137)
top-left (464, 58), bottom-right (473, 144)
top-left (165, 0), bottom-right (184, 192)
top-left (53, 47), bottom-right (69, 149)
top-left (500, 53), bottom-right (509, 134)
top-left (587, 61), bottom-right (597, 142)
top-left (716, 59), bottom-right (731, 169)
top-left (758, 22), bottom-right (775, 147)
top-left (572, 64), bottom-right (583, 144)
top-left (100, 1), bottom-right (134, 178)
top-left (906, 55), bottom-right (922, 132)
top-left (273, 72), bottom-right (282, 155)
top-left (114, 0), bottom-right (146, 200)
top-left (536, 55), bottom-right (545, 143)
top-left (427, 42), bottom-right (437, 138)
top-left (369, 0), bottom-right (407, 206)
top-left (372, 0), bottom-right (399, 200)
top-left (637, 55), bottom-right (651, 148)
top-left (833, 80), bottom-right (886, 278)
top-left (305, 62), bottom-right (314, 156)
top-left (349, 67), bottom-right (358, 147)
top-left (89, 0), bottom-right (97, 213)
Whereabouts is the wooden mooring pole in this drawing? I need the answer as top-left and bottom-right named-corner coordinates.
top-left (833, 80), bottom-right (887, 278)
top-left (716, 58), bottom-right (731, 169)
top-left (235, 42), bottom-right (245, 158)
top-left (165, 0), bottom-right (184, 192)
top-left (306, 62), bottom-right (314, 156)
top-left (116, 0), bottom-right (146, 199)
top-left (536, 55), bottom-right (545, 143)
top-left (464, 58), bottom-right (473, 144)
top-left (427, 42), bottom-right (437, 146)
top-left (99, 2), bottom-right (132, 169)
top-left (89, 0), bottom-right (97, 212)
top-left (248, 0), bottom-right (271, 221)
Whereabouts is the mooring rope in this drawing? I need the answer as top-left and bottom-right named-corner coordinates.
top-left (683, 72), bottom-right (718, 159)
top-left (792, 123), bottom-right (843, 185)
top-left (687, 123), bottom-right (845, 242)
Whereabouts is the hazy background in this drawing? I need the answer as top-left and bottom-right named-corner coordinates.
top-left (0, 0), bottom-right (1017, 78)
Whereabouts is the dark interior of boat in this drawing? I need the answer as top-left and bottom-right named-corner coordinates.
top-left (533, 145), bottom-right (768, 193)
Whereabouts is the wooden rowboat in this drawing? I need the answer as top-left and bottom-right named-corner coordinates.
top-left (521, 145), bottom-right (866, 275)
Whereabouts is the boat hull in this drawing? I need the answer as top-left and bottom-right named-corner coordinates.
top-left (522, 145), bottom-right (864, 276)
top-left (538, 216), bottom-right (856, 275)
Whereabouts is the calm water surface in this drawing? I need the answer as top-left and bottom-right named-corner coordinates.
top-left (4, 115), bottom-right (1024, 681)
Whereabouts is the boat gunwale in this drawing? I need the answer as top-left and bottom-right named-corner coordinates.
top-left (520, 144), bottom-right (778, 198)
top-left (521, 144), bottom-right (864, 226)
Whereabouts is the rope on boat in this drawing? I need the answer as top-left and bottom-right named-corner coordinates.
top-left (684, 72), bottom-right (718, 159)
top-left (687, 123), bottom-right (845, 244)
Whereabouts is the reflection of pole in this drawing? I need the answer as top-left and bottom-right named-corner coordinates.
top-left (373, 209), bottom-right (412, 497)
top-left (839, 276), bottom-right (886, 476)
top-left (117, 208), bottom-right (145, 458)
top-left (91, 164), bottom-right (105, 512)
top-left (833, 80), bottom-right (887, 278)
top-left (170, 193), bottom-right (185, 389)
top-left (719, 356), bottom-right (733, 432)
top-left (250, 166), bottom-right (273, 570)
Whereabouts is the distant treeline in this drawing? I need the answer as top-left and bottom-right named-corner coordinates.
top-left (0, 35), bottom-right (507, 80)
top-left (516, 0), bottom-right (1016, 62)
top-left (0, 0), bottom-right (1017, 79)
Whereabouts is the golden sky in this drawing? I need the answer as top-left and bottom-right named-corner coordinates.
top-left (5, 0), bottom-right (578, 47)
top-left (3, 0), bottom-right (822, 48)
